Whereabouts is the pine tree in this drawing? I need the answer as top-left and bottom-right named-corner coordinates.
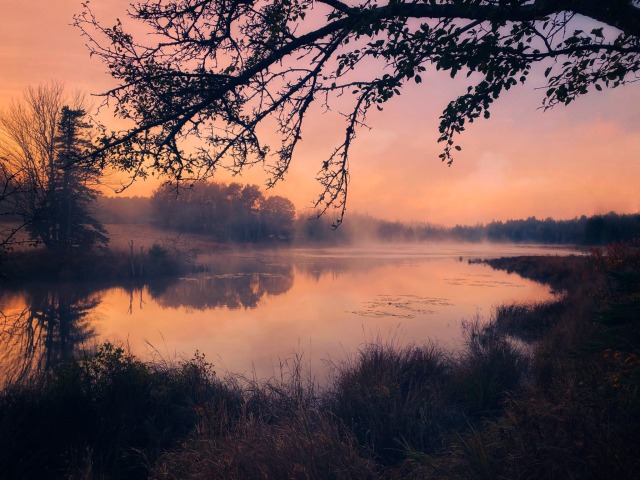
top-left (19, 105), bottom-right (108, 251)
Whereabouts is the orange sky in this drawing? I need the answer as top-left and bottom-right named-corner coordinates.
top-left (1, 0), bottom-right (639, 226)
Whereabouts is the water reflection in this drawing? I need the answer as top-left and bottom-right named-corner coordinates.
top-left (147, 260), bottom-right (294, 310)
top-left (0, 259), bottom-right (295, 382)
top-left (1, 244), bottom-right (579, 384)
top-left (0, 285), bottom-right (100, 384)
top-left (145, 273), bottom-right (293, 310)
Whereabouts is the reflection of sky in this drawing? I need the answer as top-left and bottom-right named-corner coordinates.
top-left (1, 2), bottom-right (639, 225)
top-left (0, 286), bottom-right (100, 385)
top-left (0, 245), bottom-right (580, 383)
top-left (90, 245), bottom-right (564, 381)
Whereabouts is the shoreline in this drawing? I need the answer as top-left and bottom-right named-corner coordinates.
top-left (1, 247), bottom-right (638, 478)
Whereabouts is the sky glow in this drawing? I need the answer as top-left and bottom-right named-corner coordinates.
top-left (1, 0), bottom-right (638, 225)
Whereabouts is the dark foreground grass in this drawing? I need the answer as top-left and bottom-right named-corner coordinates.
top-left (0, 344), bottom-right (244, 480)
top-left (1, 243), bottom-right (639, 479)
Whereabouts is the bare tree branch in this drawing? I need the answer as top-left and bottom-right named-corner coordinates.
top-left (74, 0), bottom-right (640, 223)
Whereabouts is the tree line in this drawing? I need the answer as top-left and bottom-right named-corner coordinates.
top-left (448, 213), bottom-right (640, 245)
top-left (282, 211), bottom-right (640, 246)
top-left (150, 181), bottom-right (296, 243)
top-left (291, 211), bottom-right (640, 245)
top-left (97, 193), bottom-right (640, 246)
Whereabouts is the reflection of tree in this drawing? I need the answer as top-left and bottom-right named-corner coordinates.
top-left (146, 251), bottom-right (420, 309)
top-left (294, 254), bottom-right (402, 282)
top-left (0, 285), bottom-right (100, 384)
top-left (148, 257), bottom-right (294, 310)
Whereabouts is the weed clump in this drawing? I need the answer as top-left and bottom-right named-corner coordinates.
top-left (326, 342), bottom-right (459, 465)
top-left (454, 317), bottom-right (529, 416)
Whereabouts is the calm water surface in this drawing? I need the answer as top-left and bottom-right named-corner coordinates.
top-left (0, 243), bottom-right (580, 383)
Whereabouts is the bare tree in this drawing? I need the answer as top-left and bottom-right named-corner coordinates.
top-left (75, 0), bottom-right (640, 224)
top-left (0, 158), bottom-right (22, 250)
top-left (0, 83), bottom-right (107, 251)
top-left (0, 82), bottom-right (63, 249)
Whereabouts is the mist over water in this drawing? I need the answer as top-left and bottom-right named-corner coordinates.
top-left (0, 243), bottom-right (580, 383)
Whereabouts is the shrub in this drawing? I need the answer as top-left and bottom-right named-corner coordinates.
top-left (0, 342), bottom-right (241, 480)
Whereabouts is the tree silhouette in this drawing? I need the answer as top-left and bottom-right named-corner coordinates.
top-left (75, 1), bottom-right (640, 223)
top-left (48, 106), bottom-right (108, 250)
top-left (0, 158), bottom-right (21, 253)
top-left (0, 84), bottom-right (108, 250)
top-left (262, 196), bottom-right (296, 242)
top-left (1, 83), bottom-right (63, 250)
top-left (151, 180), bottom-right (296, 242)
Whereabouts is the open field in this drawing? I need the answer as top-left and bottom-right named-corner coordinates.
top-left (105, 223), bottom-right (225, 255)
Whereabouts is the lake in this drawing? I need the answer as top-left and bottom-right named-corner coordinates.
top-left (0, 243), bottom-right (580, 384)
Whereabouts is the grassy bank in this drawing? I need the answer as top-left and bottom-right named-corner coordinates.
top-left (0, 241), bottom-right (197, 283)
top-left (1, 244), bottom-right (639, 479)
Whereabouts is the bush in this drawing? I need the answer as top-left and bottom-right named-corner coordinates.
top-left (493, 300), bottom-right (566, 341)
top-left (0, 342), bottom-right (241, 480)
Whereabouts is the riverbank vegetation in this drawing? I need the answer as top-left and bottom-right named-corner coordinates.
top-left (1, 242), bottom-right (638, 479)
top-left (0, 239), bottom-right (197, 282)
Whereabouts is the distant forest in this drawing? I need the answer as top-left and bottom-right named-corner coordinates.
top-left (294, 212), bottom-right (640, 245)
top-left (98, 182), bottom-right (295, 243)
top-left (95, 186), bottom-right (640, 246)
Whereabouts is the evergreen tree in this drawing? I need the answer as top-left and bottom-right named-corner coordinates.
top-left (0, 84), bottom-right (108, 251)
top-left (46, 106), bottom-right (108, 251)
